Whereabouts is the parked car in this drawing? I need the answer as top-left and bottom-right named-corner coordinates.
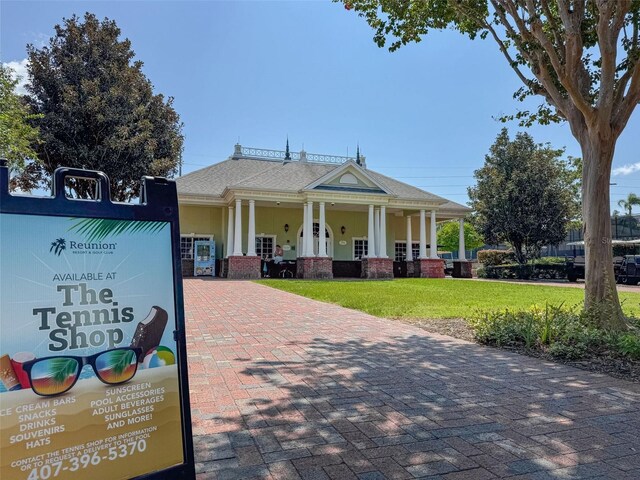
top-left (617, 255), bottom-right (640, 285)
top-left (566, 255), bottom-right (633, 284)
top-left (566, 256), bottom-right (585, 282)
top-left (439, 251), bottom-right (454, 275)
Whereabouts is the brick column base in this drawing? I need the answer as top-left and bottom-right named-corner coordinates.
top-left (227, 256), bottom-right (261, 279)
top-left (361, 258), bottom-right (394, 279)
top-left (452, 260), bottom-right (473, 278)
top-left (415, 258), bottom-right (445, 278)
top-left (296, 257), bottom-right (334, 279)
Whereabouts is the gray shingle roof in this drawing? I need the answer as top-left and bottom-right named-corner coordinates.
top-left (176, 157), bottom-right (470, 211)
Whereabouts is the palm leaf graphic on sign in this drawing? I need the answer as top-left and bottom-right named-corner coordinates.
top-left (45, 358), bottom-right (78, 385)
top-left (68, 218), bottom-right (167, 242)
top-left (102, 349), bottom-right (136, 376)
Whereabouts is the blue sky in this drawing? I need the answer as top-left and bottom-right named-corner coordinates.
top-left (2, 0), bottom-right (638, 211)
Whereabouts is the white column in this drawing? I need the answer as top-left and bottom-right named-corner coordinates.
top-left (458, 218), bottom-right (466, 261)
top-left (367, 204), bottom-right (376, 258)
top-left (306, 201), bottom-right (314, 256)
top-left (301, 203), bottom-right (308, 257)
top-left (406, 216), bottom-right (413, 261)
top-left (379, 206), bottom-right (387, 258)
top-left (419, 209), bottom-right (427, 259)
top-left (318, 202), bottom-right (327, 257)
top-left (226, 206), bottom-right (234, 258)
top-left (374, 208), bottom-right (380, 257)
top-left (247, 200), bottom-right (256, 256)
top-left (430, 210), bottom-right (438, 259)
top-left (233, 199), bottom-right (243, 255)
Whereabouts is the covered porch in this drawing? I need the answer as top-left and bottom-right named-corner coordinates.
top-left (205, 197), bottom-right (471, 280)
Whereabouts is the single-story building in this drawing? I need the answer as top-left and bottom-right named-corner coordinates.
top-left (176, 143), bottom-right (472, 279)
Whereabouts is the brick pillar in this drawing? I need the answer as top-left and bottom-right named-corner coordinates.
top-left (296, 257), bottom-right (333, 279)
top-left (361, 258), bottom-right (394, 279)
top-left (415, 258), bottom-right (445, 278)
top-left (227, 256), bottom-right (261, 279)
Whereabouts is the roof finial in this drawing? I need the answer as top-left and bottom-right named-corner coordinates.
top-left (285, 136), bottom-right (291, 161)
top-left (356, 143), bottom-right (361, 166)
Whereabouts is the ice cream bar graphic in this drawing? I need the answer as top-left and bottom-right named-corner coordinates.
top-left (130, 306), bottom-right (168, 359)
top-left (0, 354), bottom-right (22, 391)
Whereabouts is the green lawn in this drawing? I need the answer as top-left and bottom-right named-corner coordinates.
top-left (256, 278), bottom-right (640, 319)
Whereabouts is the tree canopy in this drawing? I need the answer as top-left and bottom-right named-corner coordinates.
top-left (339, 0), bottom-right (640, 327)
top-left (18, 13), bottom-right (183, 201)
top-left (0, 64), bottom-right (40, 174)
top-left (437, 220), bottom-right (485, 253)
top-left (469, 128), bottom-right (579, 263)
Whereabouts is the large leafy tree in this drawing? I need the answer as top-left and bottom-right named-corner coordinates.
top-left (469, 129), bottom-right (577, 264)
top-left (0, 64), bottom-right (40, 174)
top-left (437, 219), bottom-right (485, 253)
top-left (339, 0), bottom-right (640, 329)
top-left (19, 13), bottom-right (183, 200)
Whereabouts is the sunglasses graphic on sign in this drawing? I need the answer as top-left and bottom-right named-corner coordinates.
top-left (21, 347), bottom-right (142, 397)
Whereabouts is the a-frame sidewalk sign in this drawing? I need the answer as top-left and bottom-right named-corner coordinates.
top-left (0, 160), bottom-right (195, 480)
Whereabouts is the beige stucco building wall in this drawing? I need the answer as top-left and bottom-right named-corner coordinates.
top-left (179, 204), bottom-right (433, 261)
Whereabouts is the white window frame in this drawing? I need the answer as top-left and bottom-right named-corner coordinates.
top-left (394, 241), bottom-right (420, 261)
top-left (180, 234), bottom-right (213, 260)
top-left (255, 234), bottom-right (277, 259)
top-left (352, 237), bottom-right (369, 260)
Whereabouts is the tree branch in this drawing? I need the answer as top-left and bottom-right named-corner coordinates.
top-left (540, 0), bottom-right (565, 60)
top-left (596, 1), bottom-right (631, 121)
top-left (492, 0), bottom-right (573, 116)
top-left (613, 59), bottom-right (640, 135)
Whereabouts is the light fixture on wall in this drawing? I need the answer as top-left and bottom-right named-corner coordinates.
top-left (341, 226), bottom-right (346, 235)
top-left (284, 223), bottom-right (289, 233)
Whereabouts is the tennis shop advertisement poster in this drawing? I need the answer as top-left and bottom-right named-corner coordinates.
top-left (0, 213), bottom-right (185, 480)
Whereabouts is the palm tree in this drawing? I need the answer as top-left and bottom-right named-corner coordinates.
top-left (618, 193), bottom-right (640, 216)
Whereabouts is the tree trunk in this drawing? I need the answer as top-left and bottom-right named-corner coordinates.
top-left (581, 132), bottom-right (627, 330)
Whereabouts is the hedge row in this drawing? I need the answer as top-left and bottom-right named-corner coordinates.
top-left (477, 263), bottom-right (567, 280)
top-left (476, 249), bottom-right (513, 266)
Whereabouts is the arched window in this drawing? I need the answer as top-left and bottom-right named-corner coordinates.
top-left (300, 222), bottom-right (330, 238)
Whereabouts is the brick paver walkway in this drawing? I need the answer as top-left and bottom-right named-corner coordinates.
top-left (185, 279), bottom-right (640, 480)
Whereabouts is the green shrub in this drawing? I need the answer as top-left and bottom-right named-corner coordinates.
top-left (618, 334), bottom-right (640, 360)
top-left (547, 342), bottom-right (587, 360)
top-left (534, 257), bottom-right (567, 265)
top-left (477, 249), bottom-right (513, 266)
top-left (477, 263), bottom-right (567, 280)
top-left (469, 304), bottom-right (640, 362)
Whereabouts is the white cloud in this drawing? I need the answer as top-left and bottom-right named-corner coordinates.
top-left (613, 162), bottom-right (640, 176)
top-left (2, 58), bottom-right (30, 96)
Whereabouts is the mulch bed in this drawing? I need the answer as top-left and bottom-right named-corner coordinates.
top-left (400, 317), bottom-right (640, 383)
